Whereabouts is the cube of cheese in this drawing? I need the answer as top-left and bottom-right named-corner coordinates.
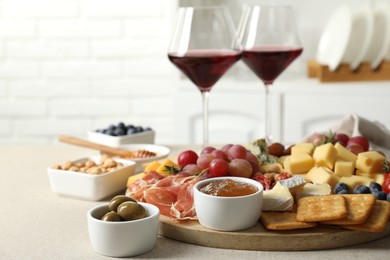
top-left (339, 175), bottom-right (375, 192)
top-left (156, 159), bottom-right (178, 176)
top-left (355, 171), bottom-right (385, 185)
top-left (144, 161), bottom-right (161, 172)
top-left (262, 183), bottom-right (294, 211)
top-left (282, 156), bottom-right (291, 172)
top-left (306, 166), bottom-right (339, 189)
top-left (127, 172), bottom-right (146, 186)
top-left (334, 160), bottom-right (354, 177)
top-left (291, 143), bottom-right (315, 155)
top-left (312, 143), bottom-right (338, 169)
top-left (334, 142), bottom-right (357, 164)
top-left (288, 152), bottom-right (314, 174)
top-left (356, 151), bottom-right (385, 173)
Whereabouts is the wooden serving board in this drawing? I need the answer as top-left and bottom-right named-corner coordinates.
top-left (159, 215), bottom-right (390, 251)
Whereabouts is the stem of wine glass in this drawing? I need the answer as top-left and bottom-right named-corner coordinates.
top-left (264, 83), bottom-right (273, 144)
top-left (201, 91), bottom-right (210, 148)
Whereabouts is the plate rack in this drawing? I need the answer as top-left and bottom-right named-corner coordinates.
top-left (307, 60), bottom-right (390, 82)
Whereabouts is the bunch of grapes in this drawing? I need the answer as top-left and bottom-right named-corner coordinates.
top-left (177, 144), bottom-right (261, 179)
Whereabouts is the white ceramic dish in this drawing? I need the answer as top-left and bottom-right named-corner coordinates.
top-left (87, 202), bottom-right (159, 257)
top-left (108, 144), bottom-right (170, 172)
top-left (342, 4), bottom-right (373, 70)
top-left (316, 5), bottom-right (352, 71)
top-left (88, 130), bottom-right (155, 147)
top-left (364, 2), bottom-right (390, 70)
top-left (193, 176), bottom-right (263, 232)
top-left (47, 156), bottom-right (136, 201)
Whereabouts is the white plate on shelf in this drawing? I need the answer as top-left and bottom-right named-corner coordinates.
top-left (316, 5), bottom-right (352, 71)
top-left (342, 4), bottom-right (373, 70)
top-left (366, 2), bottom-right (390, 69)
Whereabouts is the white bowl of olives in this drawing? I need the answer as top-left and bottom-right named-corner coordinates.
top-left (87, 196), bottom-right (160, 257)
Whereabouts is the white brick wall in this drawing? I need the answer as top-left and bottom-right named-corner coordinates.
top-left (0, 0), bottom-right (178, 144)
top-left (0, 0), bottom-right (377, 145)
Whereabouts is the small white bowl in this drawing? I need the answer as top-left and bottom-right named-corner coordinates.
top-left (193, 176), bottom-right (263, 232)
top-left (87, 202), bottom-right (159, 257)
top-left (88, 130), bottom-right (155, 147)
top-left (47, 156), bottom-right (136, 201)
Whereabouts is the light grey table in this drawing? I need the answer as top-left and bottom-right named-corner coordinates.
top-left (1, 144), bottom-right (389, 259)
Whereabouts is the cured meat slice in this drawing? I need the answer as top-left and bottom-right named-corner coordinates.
top-left (170, 177), bottom-right (200, 220)
top-left (126, 171), bottom-right (164, 198)
top-left (144, 187), bottom-right (177, 216)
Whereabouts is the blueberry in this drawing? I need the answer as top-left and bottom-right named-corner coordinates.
top-left (337, 189), bottom-right (350, 194)
top-left (106, 129), bottom-right (116, 136)
top-left (108, 124), bottom-right (116, 131)
top-left (372, 190), bottom-right (387, 200)
top-left (387, 193), bottom-right (390, 202)
top-left (95, 129), bottom-right (103, 133)
top-left (117, 122), bottom-right (126, 129)
top-left (353, 185), bottom-right (371, 194)
top-left (127, 128), bottom-right (137, 135)
top-left (127, 124), bottom-right (135, 130)
top-left (135, 126), bottom-right (143, 133)
top-left (114, 127), bottom-right (126, 136)
top-left (144, 127), bottom-right (152, 131)
top-left (369, 182), bottom-right (382, 193)
top-left (102, 129), bottom-right (108, 134)
top-left (334, 182), bottom-right (349, 194)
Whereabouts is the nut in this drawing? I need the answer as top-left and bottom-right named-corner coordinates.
top-left (85, 160), bottom-right (96, 168)
top-left (62, 161), bottom-right (73, 170)
top-left (69, 166), bottom-right (80, 172)
top-left (103, 158), bottom-right (117, 168)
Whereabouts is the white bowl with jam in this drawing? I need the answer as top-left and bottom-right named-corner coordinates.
top-left (193, 176), bottom-right (263, 231)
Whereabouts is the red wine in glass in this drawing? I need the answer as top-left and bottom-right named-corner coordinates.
top-left (242, 45), bottom-right (303, 84)
top-left (168, 50), bottom-right (242, 92)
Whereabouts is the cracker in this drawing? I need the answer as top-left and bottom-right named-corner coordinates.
top-left (340, 200), bottom-right (390, 233)
top-left (260, 211), bottom-right (317, 230)
top-left (296, 195), bottom-right (347, 222)
top-left (321, 194), bottom-right (376, 225)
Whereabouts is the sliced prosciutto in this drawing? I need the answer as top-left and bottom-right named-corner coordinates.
top-left (126, 172), bottom-right (201, 220)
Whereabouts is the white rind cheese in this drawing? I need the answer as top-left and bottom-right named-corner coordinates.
top-left (262, 183), bottom-right (294, 211)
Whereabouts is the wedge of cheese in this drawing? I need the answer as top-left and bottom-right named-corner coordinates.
top-left (334, 142), bottom-right (357, 164)
top-left (296, 183), bottom-right (331, 201)
top-left (144, 161), bottom-right (161, 172)
top-left (127, 172), bottom-right (146, 186)
top-left (334, 160), bottom-right (354, 177)
top-left (306, 166), bottom-right (339, 189)
top-left (291, 143), bottom-right (315, 155)
top-left (278, 175), bottom-right (306, 196)
top-left (355, 151), bottom-right (385, 173)
top-left (288, 152), bottom-right (314, 174)
top-left (262, 182), bottom-right (294, 211)
top-left (312, 143), bottom-right (338, 169)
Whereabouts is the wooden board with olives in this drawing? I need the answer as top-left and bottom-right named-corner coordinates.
top-left (101, 195), bottom-right (147, 222)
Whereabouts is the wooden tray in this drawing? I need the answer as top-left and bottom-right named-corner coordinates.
top-left (307, 59), bottom-right (390, 82)
top-left (159, 215), bottom-right (390, 251)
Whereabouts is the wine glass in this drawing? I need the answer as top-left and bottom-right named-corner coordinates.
top-left (168, 6), bottom-right (241, 147)
top-left (239, 5), bottom-right (303, 144)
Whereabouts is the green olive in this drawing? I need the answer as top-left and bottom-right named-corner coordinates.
top-left (108, 195), bottom-right (136, 212)
top-left (101, 211), bottom-right (122, 222)
top-left (117, 201), bottom-right (146, 221)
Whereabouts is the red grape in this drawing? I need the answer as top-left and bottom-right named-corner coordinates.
top-left (268, 142), bottom-right (285, 157)
top-left (334, 133), bottom-right (349, 147)
top-left (221, 144), bottom-right (233, 154)
top-left (209, 159), bottom-right (229, 177)
top-left (309, 133), bottom-right (325, 146)
top-left (211, 149), bottom-right (228, 160)
top-left (227, 144), bottom-right (247, 160)
top-left (177, 150), bottom-right (199, 167)
top-left (201, 146), bottom-right (216, 155)
top-left (182, 164), bottom-right (201, 175)
top-left (246, 152), bottom-right (260, 174)
top-left (228, 159), bottom-right (252, 178)
top-left (348, 136), bottom-right (369, 151)
top-left (197, 154), bottom-right (215, 169)
top-left (346, 143), bottom-right (365, 155)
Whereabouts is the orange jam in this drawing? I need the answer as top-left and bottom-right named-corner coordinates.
top-left (200, 179), bottom-right (258, 197)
